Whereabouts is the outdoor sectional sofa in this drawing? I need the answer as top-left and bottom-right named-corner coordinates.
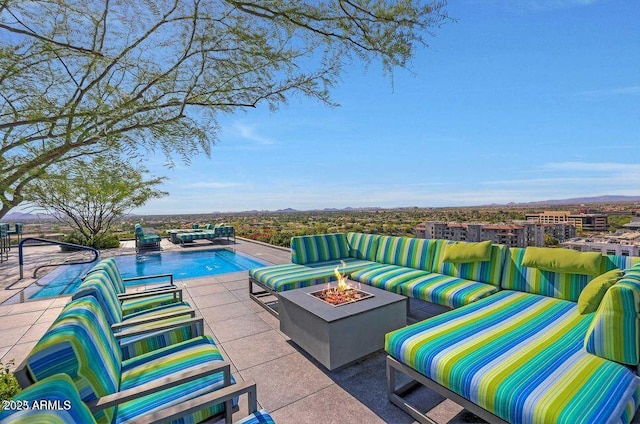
top-left (248, 232), bottom-right (640, 423)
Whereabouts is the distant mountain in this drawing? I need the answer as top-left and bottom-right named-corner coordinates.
top-left (275, 208), bottom-right (298, 212)
top-left (523, 195), bottom-right (640, 206)
top-left (2, 212), bottom-right (45, 221)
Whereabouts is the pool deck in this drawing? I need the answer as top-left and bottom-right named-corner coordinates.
top-left (1, 238), bottom-right (637, 423)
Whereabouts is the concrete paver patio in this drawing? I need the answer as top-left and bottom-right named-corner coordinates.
top-left (2, 237), bottom-right (634, 423)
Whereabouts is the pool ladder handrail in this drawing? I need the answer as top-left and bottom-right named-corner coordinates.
top-left (18, 237), bottom-right (100, 280)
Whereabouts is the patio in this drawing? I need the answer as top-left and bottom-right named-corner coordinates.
top-left (0, 237), bottom-right (620, 423)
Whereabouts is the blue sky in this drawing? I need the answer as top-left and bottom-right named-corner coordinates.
top-left (139, 0), bottom-right (639, 214)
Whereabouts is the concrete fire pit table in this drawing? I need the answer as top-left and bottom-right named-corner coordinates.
top-left (278, 281), bottom-right (407, 370)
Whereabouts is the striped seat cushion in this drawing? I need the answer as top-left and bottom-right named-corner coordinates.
top-left (375, 236), bottom-right (434, 271)
top-left (386, 290), bottom-right (640, 424)
top-left (400, 273), bottom-right (500, 309)
top-left (623, 263), bottom-right (640, 280)
top-left (585, 277), bottom-right (640, 365)
top-left (249, 258), bottom-right (374, 292)
top-left (116, 336), bottom-right (235, 424)
top-left (121, 292), bottom-right (181, 316)
top-left (347, 232), bottom-right (380, 261)
top-left (0, 374), bottom-right (97, 423)
top-left (351, 263), bottom-right (430, 294)
top-left (237, 409), bottom-right (276, 424)
top-left (177, 232), bottom-right (215, 242)
top-left (431, 240), bottom-right (508, 286)
top-left (290, 233), bottom-right (351, 265)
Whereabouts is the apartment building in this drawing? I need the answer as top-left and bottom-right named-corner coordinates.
top-left (415, 221), bottom-right (575, 248)
top-left (561, 232), bottom-right (640, 256)
top-left (526, 211), bottom-right (609, 232)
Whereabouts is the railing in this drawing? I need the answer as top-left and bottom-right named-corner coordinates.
top-left (18, 238), bottom-right (100, 280)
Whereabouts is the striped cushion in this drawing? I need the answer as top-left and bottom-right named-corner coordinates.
top-left (400, 273), bottom-right (500, 309)
top-left (74, 272), bottom-right (124, 324)
top-left (237, 409), bottom-right (276, 424)
top-left (584, 277), bottom-right (640, 365)
top-left (347, 232), bottom-right (380, 261)
top-left (375, 236), bottom-right (433, 271)
top-left (386, 290), bottom-right (640, 424)
top-left (249, 258), bottom-right (374, 292)
top-left (501, 247), bottom-right (593, 301)
top-left (116, 336), bottom-right (234, 424)
top-left (177, 232), bottom-right (216, 242)
top-left (623, 263), bottom-right (640, 280)
top-left (431, 240), bottom-right (508, 286)
top-left (351, 263), bottom-right (430, 294)
top-left (87, 258), bottom-right (126, 293)
top-left (602, 255), bottom-right (640, 273)
top-left (27, 298), bottom-right (121, 424)
top-left (0, 374), bottom-right (97, 423)
top-left (120, 292), bottom-right (180, 316)
top-left (290, 233), bottom-right (350, 265)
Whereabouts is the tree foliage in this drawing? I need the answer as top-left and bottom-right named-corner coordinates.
top-left (0, 0), bottom-right (449, 218)
top-left (25, 154), bottom-right (167, 247)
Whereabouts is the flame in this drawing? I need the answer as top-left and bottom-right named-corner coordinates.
top-left (334, 260), bottom-right (349, 291)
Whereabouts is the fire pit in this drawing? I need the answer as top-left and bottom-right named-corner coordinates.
top-left (308, 286), bottom-right (374, 307)
top-left (308, 261), bottom-right (374, 307)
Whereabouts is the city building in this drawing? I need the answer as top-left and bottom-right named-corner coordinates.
top-left (561, 232), bottom-right (640, 256)
top-left (525, 211), bottom-right (609, 232)
top-left (415, 221), bottom-right (576, 248)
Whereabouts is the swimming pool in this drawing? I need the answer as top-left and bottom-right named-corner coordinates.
top-left (15, 249), bottom-right (268, 301)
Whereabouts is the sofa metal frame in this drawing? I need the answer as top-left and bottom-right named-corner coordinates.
top-left (387, 356), bottom-right (507, 424)
top-left (249, 276), bottom-right (280, 317)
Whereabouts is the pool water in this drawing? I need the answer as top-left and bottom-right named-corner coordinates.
top-left (25, 249), bottom-right (267, 300)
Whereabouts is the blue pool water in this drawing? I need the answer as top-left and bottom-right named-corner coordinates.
top-left (27, 249), bottom-right (267, 300)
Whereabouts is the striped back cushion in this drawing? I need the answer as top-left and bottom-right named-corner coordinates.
top-left (0, 374), bottom-right (97, 423)
top-left (27, 298), bottom-right (121, 424)
top-left (346, 232), bottom-right (380, 261)
top-left (73, 271), bottom-right (123, 325)
top-left (431, 240), bottom-right (508, 286)
top-left (501, 247), bottom-right (595, 301)
top-left (86, 258), bottom-right (125, 294)
top-left (602, 255), bottom-right (640, 273)
top-left (584, 277), bottom-right (640, 365)
top-left (291, 233), bottom-right (350, 265)
top-left (375, 236), bottom-right (433, 271)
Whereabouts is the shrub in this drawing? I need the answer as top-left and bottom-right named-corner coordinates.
top-left (61, 232), bottom-right (121, 249)
top-left (0, 361), bottom-right (20, 402)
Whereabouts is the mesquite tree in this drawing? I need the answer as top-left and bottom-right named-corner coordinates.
top-left (25, 155), bottom-right (167, 247)
top-left (0, 0), bottom-right (449, 218)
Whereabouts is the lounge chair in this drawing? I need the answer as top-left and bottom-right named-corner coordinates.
top-left (1, 373), bottom-right (275, 424)
top-left (134, 223), bottom-right (161, 252)
top-left (15, 297), bottom-right (239, 423)
top-left (84, 257), bottom-right (179, 312)
top-left (73, 271), bottom-right (202, 359)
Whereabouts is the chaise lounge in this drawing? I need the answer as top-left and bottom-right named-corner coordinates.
top-left (248, 232), bottom-right (640, 423)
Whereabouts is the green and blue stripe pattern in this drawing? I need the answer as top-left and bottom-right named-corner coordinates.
top-left (386, 290), bottom-right (640, 424)
top-left (346, 232), bottom-right (380, 261)
top-left (0, 374), bottom-right (97, 423)
top-left (502, 248), bottom-right (594, 301)
top-left (26, 297), bottom-right (234, 424)
top-left (401, 273), bottom-right (500, 308)
top-left (250, 258), bottom-right (374, 292)
top-left (290, 233), bottom-right (351, 264)
top-left (584, 277), bottom-right (640, 365)
top-left (431, 240), bottom-right (507, 286)
top-left (375, 236), bottom-right (433, 271)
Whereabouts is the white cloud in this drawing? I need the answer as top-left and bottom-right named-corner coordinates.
top-left (231, 122), bottom-right (274, 145)
top-left (542, 162), bottom-right (640, 173)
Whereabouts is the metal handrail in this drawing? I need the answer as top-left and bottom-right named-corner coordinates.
top-left (18, 237), bottom-right (100, 280)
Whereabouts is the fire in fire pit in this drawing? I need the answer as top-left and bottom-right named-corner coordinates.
top-left (308, 261), bottom-right (374, 307)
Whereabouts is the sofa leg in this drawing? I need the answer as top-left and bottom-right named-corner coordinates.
top-left (386, 356), bottom-right (508, 424)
